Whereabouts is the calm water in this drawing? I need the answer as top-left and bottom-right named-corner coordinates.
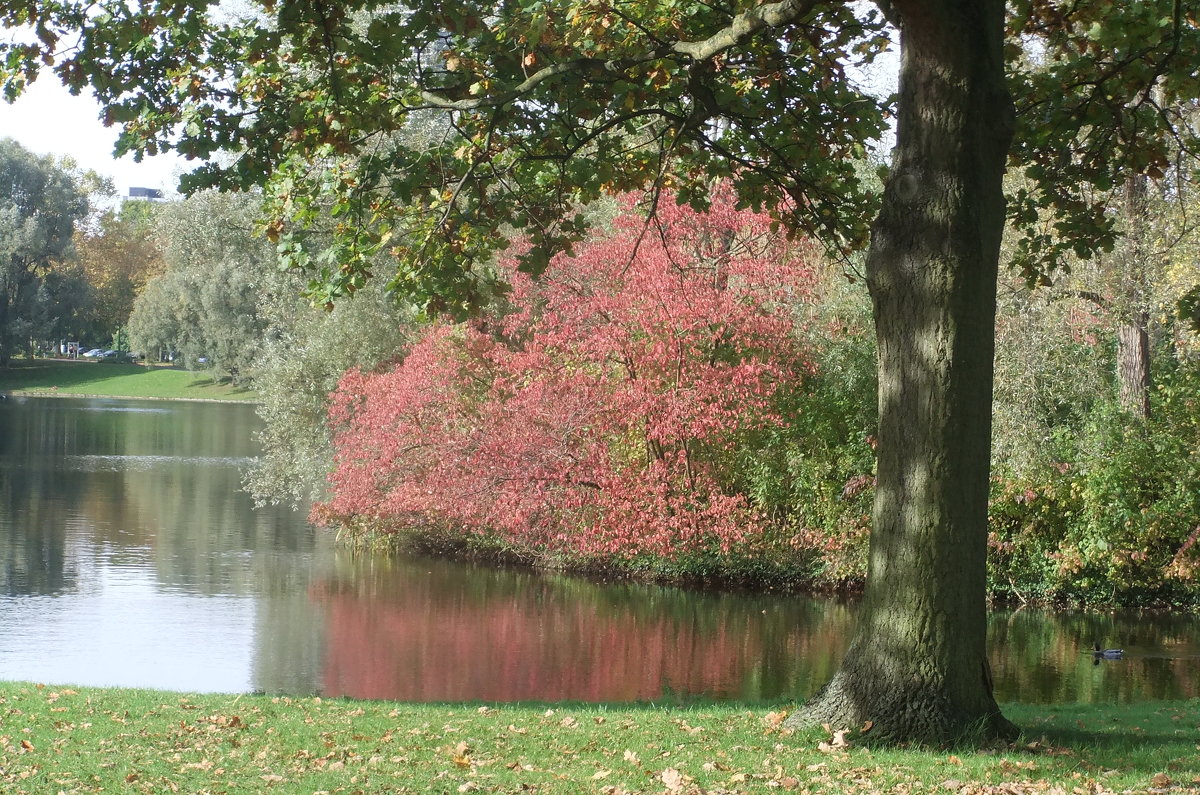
top-left (2, 396), bottom-right (1199, 704)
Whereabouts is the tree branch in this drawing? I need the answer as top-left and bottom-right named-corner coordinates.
top-left (418, 0), bottom-right (827, 111)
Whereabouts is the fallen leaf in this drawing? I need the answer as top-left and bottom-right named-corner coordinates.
top-left (260, 774), bottom-right (285, 784)
top-left (817, 727), bottom-right (852, 753)
top-left (941, 778), bottom-right (962, 791)
top-left (20, 739), bottom-right (34, 751)
top-left (1151, 773), bottom-right (1173, 788)
top-left (661, 767), bottom-right (690, 792)
top-left (947, 754), bottom-right (962, 765)
top-left (860, 720), bottom-right (874, 733)
top-left (560, 716), bottom-right (578, 728)
top-left (592, 769), bottom-right (611, 779)
top-left (507, 724), bottom-right (527, 734)
top-left (451, 740), bottom-right (472, 768)
top-left (764, 711), bottom-right (788, 728)
top-left (623, 749), bottom-right (640, 765)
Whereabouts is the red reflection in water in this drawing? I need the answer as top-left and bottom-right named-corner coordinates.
top-left (314, 575), bottom-right (768, 702)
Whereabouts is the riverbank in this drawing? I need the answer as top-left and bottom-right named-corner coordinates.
top-left (1, 683), bottom-right (1195, 794)
top-left (0, 358), bottom-right (255, 401)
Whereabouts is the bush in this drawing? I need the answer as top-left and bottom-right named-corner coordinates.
top-left (988, 360), bottom-right (1200, 605)
top-left (315, 189), bottom-right (825, 565)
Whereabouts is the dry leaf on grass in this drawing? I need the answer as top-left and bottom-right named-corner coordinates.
top-left (661, 767), bottom-right (691, 792)
top-left (817, 728), bottom-right (851, 753)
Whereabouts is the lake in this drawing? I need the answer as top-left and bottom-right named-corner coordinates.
top-left (2, 396), bottom-right (1198, 703)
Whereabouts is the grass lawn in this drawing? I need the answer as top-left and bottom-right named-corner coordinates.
top-left (1, 683), bottom-right (1196, 794)
top-left (0, 359), bottom-right (255, 401)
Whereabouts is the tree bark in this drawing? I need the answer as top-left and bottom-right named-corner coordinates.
top-left (1116, 174), bottom-right (1151, 421)
top-left (1117, 318), bottom-right (1151, 420)
top-left (788, 0), bottom-right (1017, 743)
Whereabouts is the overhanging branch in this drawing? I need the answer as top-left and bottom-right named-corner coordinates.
top-left (417, 0), bottom-right (825, 111)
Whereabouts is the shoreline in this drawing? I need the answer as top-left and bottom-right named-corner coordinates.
top-left (2, 389), bottom-right (255, 404)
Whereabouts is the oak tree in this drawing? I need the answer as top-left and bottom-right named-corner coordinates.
top-left (6, 0), bottom-right (1198, 742)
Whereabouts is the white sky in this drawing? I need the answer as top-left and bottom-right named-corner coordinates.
top-left (0, 77), bottom-right (188, 197)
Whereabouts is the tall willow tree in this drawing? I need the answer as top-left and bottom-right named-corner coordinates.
top-left (6, 0), bottom-right (1198, 743)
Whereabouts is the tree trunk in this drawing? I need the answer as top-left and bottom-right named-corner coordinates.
top-left (788, 0), bottom-right (1017, 743)
top-left (1116, 175), bottom-right (1151, 421)
top-left (1117, 317), bottom-right (1151, 420)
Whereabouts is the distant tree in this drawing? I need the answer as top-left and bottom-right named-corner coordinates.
top-left (0, 138), bottom-right (88, 364)
top-left (73, 200), bottom-right (165, 344)
top-left (128, 191), bottom-right (279, 379)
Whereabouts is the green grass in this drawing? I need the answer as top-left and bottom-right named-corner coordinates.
top-left (0, 359), bottom-right (255, 401)
top-left (1, 684), bottom-right (1196, 794)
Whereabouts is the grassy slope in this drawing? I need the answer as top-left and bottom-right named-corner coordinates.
top-left (0, 683), bottom-right (1196, 794)
top-left (0, 359), bottom-right (255, 401)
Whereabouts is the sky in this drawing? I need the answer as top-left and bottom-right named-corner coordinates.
top-left (0, 76), bottom-right (188, 198)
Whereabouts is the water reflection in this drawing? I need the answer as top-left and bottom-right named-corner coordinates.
top-left (2, 396), bottom-right (1200, 703)
top-left (0, 396), bottom-right (332, 692)
top-left (314, 554), bottom-right (851, 703)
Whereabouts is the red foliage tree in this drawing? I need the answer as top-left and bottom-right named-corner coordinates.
top-left (314, 189), bottom-right (815, 557)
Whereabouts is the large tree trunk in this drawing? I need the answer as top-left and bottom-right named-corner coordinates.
top-left (788, 0), bottom-right (1017, 743)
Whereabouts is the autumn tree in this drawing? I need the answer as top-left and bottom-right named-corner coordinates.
top-left (316, 191), bottom-right (814, 557)
top-left (6, 0), bottom-right (1199, 743)
top-left (73, 200), bottom-right (165, 345)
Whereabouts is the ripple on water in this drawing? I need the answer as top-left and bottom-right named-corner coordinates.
top-left (65, 454), bottom-right (258, 471)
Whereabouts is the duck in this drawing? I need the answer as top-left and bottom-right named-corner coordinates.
top-left (1092, 643), bottom-right (1123, 659)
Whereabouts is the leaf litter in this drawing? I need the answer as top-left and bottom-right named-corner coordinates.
top-left (1, 684), bottom-right (1198, 794)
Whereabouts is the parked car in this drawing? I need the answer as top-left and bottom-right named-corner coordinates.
top-left (81, 348), bottom-right (105, 358)
top-left (99, 350), bottom-right (119, 358)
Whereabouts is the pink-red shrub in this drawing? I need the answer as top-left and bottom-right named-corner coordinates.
top-left (314, 189), bottom-right (816, 557)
